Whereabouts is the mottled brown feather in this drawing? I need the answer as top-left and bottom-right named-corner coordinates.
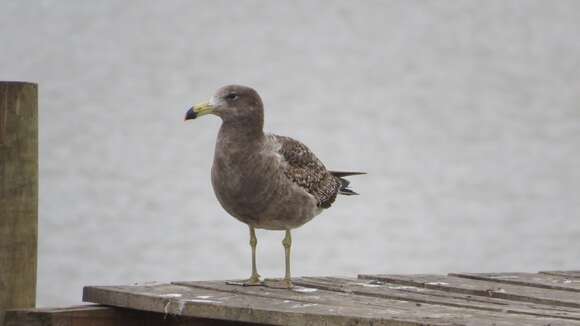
top-left (274, 135), bottom-right (341, 208)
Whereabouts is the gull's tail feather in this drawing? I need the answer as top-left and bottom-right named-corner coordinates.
top-left (330, 171), bottom-right (366, 196)
top-left (329, 171), bottom-right (367, 178)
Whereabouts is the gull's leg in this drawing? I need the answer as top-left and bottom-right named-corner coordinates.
top-left (282, 229), bottom-right (293, 288)
top-left (264, 229), bottom-right (294, 289)
top-left (226, 225), bottom-right (262, 286)
top-left (248, 226), bottom-right (261, 283)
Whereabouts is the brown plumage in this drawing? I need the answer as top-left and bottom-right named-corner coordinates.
top-left (275, 135), bottom-right (341, 208)
top-left (185, 84), bottom-right (364, 288)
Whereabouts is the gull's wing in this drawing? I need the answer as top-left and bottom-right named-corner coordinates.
top-left (273, 135), bottom-right (341, 208)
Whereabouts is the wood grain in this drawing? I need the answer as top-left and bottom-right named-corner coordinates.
top-left (294, 276), bottom-right (580, 321)
top-left (8, 271), bottom-right (580, 325)
top-left (82, 279), bottom-right (580, 325)
top-left (359, 273), bottom-right (580, 308)
top-left (0, 82), bottom-right (38, 317)
top-left (3, 305), bottom-right (255, 326)
top-left (541, 271), bottom-right (580, 279)
top-left (450, 272), bottom-right (580, 292)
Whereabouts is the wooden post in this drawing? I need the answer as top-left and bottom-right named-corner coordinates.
top-left (0, 82), bottom-right (38, 323)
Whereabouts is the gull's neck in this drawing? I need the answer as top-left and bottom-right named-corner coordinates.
top-left (217, 105), bottom-right (265, 146)
top-left (217, 118), bottom-right (265, 150)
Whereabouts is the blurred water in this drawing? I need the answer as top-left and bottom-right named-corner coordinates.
top-left (1, 1), bottom-right (579, 306)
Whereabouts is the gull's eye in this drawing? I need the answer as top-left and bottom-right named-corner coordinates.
top-left (225, 93), bottom-right (239, 101)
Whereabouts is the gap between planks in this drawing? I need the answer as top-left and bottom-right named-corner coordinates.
top-left (173, 277), bottom-right (580, 323)
top-left (359, 272), bottom-right (580, 309)
top-left (82, 271), bottom-right (580, 326)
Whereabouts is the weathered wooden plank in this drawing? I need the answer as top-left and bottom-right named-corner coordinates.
top-left (84, 283), bottom-right (446, 326)
top-left (359, 274), bottom-right (580, 309)
top-left (293, 276), bottom-right (580, 321)
top-left (3, 304), bottom-right (254, 326)
top-left (450, 272), bottom-right (580, 292)
top-left (541, 271), bottom-right (580, 279)
top-left (174, 280), bottom-right (580, 325)
top-left (0, 82), bottom-right (38, 317)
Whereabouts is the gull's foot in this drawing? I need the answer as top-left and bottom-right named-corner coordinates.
top-left (225, 275), bottom-right (263, 287)
top-left (263, 278), bottom-right (293, 289)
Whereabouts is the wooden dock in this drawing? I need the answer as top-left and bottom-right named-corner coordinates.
top-left (6, 270), bottom-right (580, 326)
top-left (2, 81), bottom-right (578, 326)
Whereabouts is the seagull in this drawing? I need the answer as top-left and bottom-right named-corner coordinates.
top-left (185, 85), bottom-right (364, 288)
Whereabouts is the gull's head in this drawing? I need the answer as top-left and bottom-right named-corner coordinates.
top-left (185, 85), bottom-right (263, 123)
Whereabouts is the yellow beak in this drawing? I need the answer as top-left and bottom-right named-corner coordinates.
top-left (185, 101), bottom-right (214, 120)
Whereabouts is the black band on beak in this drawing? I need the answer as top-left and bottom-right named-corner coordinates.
top-left (184, 107), bottom-right (197, 120)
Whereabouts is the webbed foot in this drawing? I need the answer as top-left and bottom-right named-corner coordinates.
top-left (226, 274), bottom-right (263, 286)
top-left (263, 278), bottom-right (293, 289)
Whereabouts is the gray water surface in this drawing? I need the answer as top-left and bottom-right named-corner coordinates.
top-left (1, 1), bottom-right (579, 306)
